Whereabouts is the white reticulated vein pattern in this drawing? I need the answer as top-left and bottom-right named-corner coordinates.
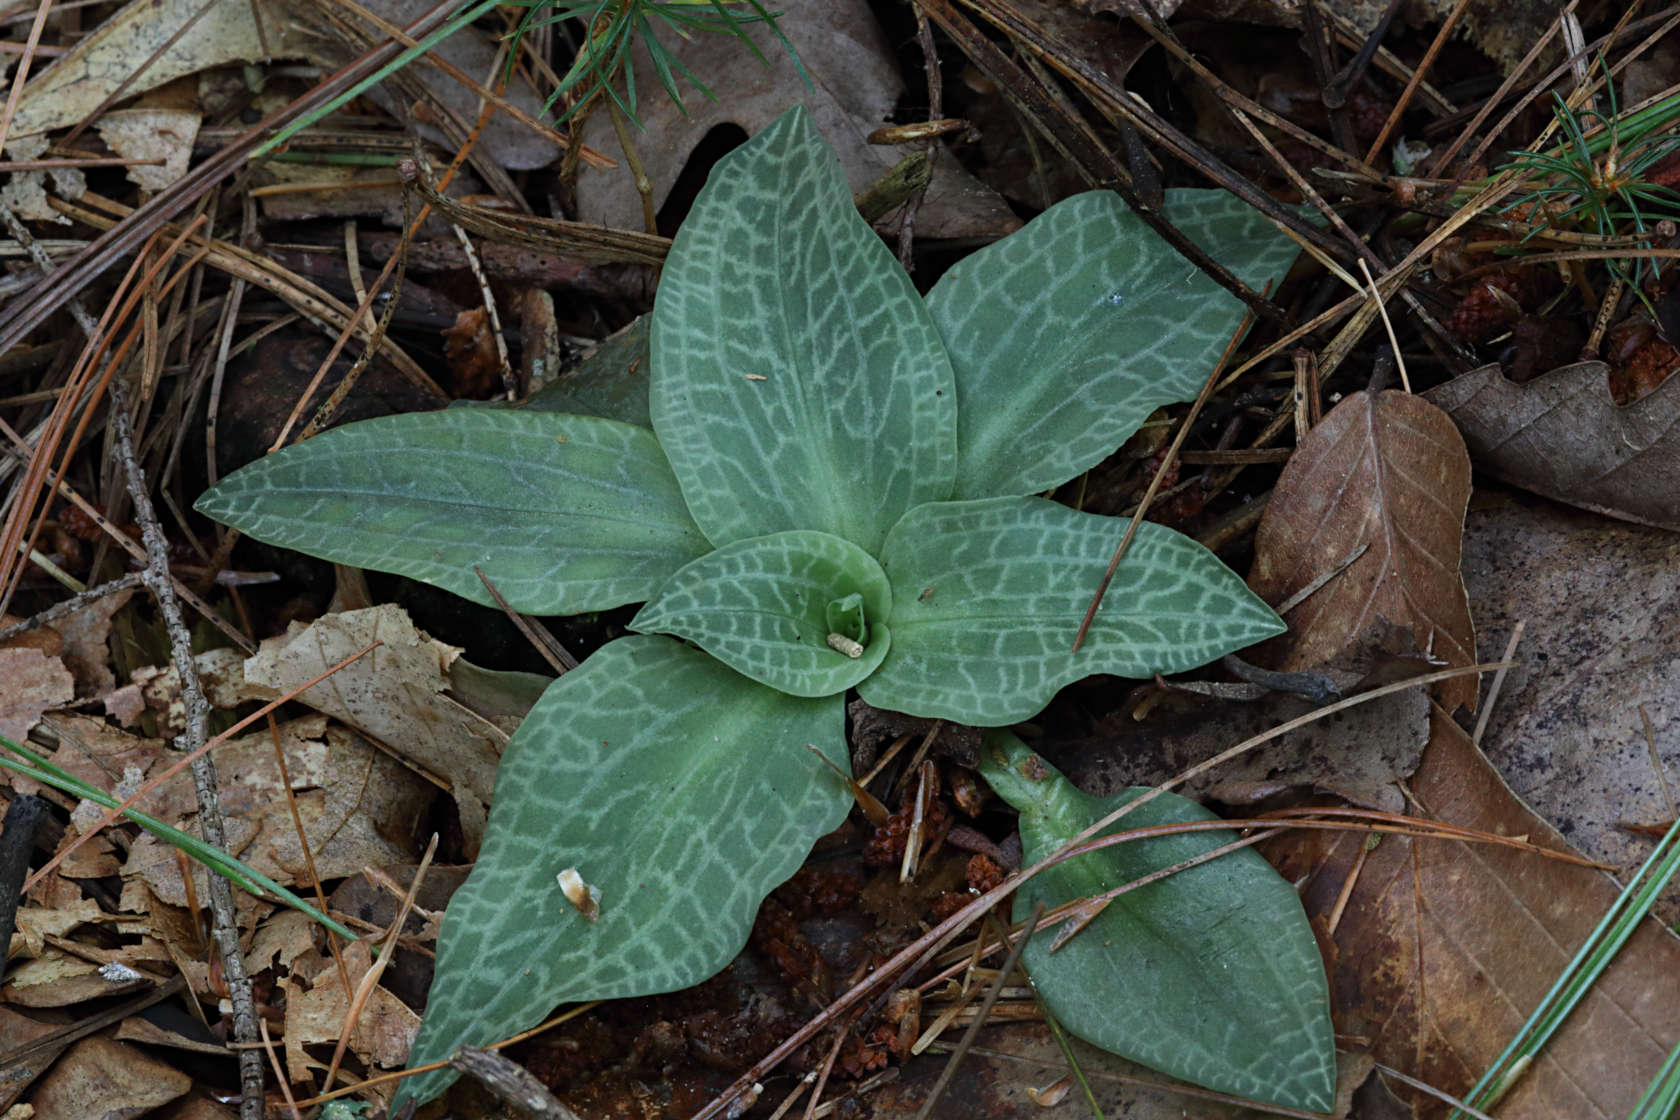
top-left (630, 529), bottom-right (891, 697)
top-left (927, 189), bottom-right (1301, 500)
top-left (650, 106), bottom-right (957, 554)
top-left (195, 410), bottom-right (709, 615)
top-left (396, 636), bottom-right (850, 1109)
top-left (980, 732), bottom-right (1336, 1112)
top-left (861, 497), bottom-right (1284, 724)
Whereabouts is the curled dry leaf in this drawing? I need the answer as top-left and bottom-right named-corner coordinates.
top-left (121, 716), bottom-right (429, 907)
top-left (222, 604), bottom-right (508, 857)
top-left (1268, 705), bottom-right (1680, 1118)
top-left (283, 939), bottom-right (420, 1088)
top-left (1249, 389), bottom-right (1478, 712)
top-left (5, 0), bottom-right (307, 141)
top-left (1425, 360), bottom-right (1680, 532)
top-left (574, 0), bottom-right (1017, 240)
top-left (0, 646), bottom-right (73, 745)
top-left (27, 1037), bottom-right (191, 1119)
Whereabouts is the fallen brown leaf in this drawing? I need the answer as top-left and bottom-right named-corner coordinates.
top-left (1463, 490), bottom-right (1680, 921)
top-left (0, 1007), bottom-right (61, 1110)
top-left (0, 647), bottom-right (73, 746)
top-left (573, 0), bottom-right (1017, 241)
top-left (1425, 360), bottom-right (1680, 532)
top-left (1043, 685), bottom-right (1428, 814)
top-left (121, 716), bottom-right (430, 907)
top-left (26, 1037), bottom-right (191, 1118)
top-left (282, 938), bottom-right (420, 1090)
top-left (1268, 704), bottom-right (1680, 1118)
top-left (209, 604), bottom-right (505, 855)
top-left (1249, 389), bottom-right (1478, 712)
top-left (50, 585), bottom-right (133, 694)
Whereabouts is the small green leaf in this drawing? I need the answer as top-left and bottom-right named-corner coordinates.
top-left (195, 410), bottom-right (709, 615)
top-left (650, 106), bottom-right (957, 553)
top-left (630, 530), bottom-right (890, 697)
top-left (396, 636), bottom-right (851, 1109)
top-left (979, 732), bottom-right (1336, 1111)
top-left (523, 313), bottom-right (650, 427)
top-left (927, 190), bottom-right (1300, 500)
top-left (859, 497), bottom-right (1284, 724)
top-left (825, 592), bottom-right (867, 646)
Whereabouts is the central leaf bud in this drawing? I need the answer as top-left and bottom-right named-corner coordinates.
top-left (825, 592), bottom-right (869, 646)
top-left (627, 529), bottom-right (893, 698)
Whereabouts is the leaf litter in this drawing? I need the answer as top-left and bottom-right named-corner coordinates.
top-left (3, 0), bottom-right (1680, 1116)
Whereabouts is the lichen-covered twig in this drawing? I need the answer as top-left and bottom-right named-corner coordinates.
top-left (107, 377), bottom-right (264, 1120)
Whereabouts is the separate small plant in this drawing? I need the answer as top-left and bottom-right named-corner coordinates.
top-left (1499, 68), bottom-right (1680, 297)
top-left (510, 0), bottom-right (804, 124)
top-left (199, 108), bottom-right (1333, 1109)
top-left (258, 0), bottom-right (796, 157)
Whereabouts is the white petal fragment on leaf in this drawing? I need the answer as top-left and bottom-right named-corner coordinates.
top-left (979, 732), bottom-right (1336, 1112)
top-left (927, 189), bottom-right (1301, 500)
top-left (195, 410), bottom-right (709, 616)
top-left (630, 530), bottom-right (891, 697)
top-left (650, 105), bottom-right (957, 554)
top-left (860, 497), bottom-right (1284, 725)
top-left (395, 636), bottom-right (851, 1109)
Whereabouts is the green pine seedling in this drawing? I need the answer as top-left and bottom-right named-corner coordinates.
top-left (198, 107), bottom-right (1333, 1110)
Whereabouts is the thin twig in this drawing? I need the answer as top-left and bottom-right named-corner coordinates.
top-left (107, 376), bottom-right (264, 1119)
top-left (449, 1046), bottom-right (583, 1120)
top-left (1362, 0), bottom-right (1472, 163)
top-left (1072, 299), bottom-right (1259, 653)
top-left (1472, 621), bottom-right (1525, 746)
top-left (897, 7), bottom-right (942, 271)
top-left (914, 902), bottom-right (1044, 1120)
top-left (0, 794), bottom-right (47, 967)
top-left (0, 571), bottom-right (143, 644)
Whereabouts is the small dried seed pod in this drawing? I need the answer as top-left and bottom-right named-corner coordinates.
top-left (557, 867), bottom-right (601, 921)
top-left (826, 632), bottom-right (864, 659)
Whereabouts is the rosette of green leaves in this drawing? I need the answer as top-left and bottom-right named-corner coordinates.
top-left (198, 107), bottom-right (1328, 1108)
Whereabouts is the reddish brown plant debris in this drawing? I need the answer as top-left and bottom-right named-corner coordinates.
top-left (749, 897), bottom-right (831, 1003)
top-left (1448, 271), bottom-right (1525, 342)
top-left (965, 854), bottom-right (1006, 894)
top-left (1608, 338), bottom-right (1680, 404)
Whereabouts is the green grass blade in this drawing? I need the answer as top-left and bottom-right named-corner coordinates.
top-left (256, 0), bottom-right (504, 158)
top-left (0, 734), bottom-right (356, 940)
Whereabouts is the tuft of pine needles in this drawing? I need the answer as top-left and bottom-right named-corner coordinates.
top-left (1497, 62), bottom-right (1680, 298)
top-left (506, 0), bottom-right (807, 125)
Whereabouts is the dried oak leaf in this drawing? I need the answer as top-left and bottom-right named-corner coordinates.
top-left (1267, 705), bottom-right (1680, 1118)
top-left (1249, 390), bottom-right (1477, 712)
top-left (1425, 360), bottom-right (1680, 531)
top-left (27, 1037), bottom-right (190, 1119)
top-left (283, 939), bottom-right (419, 1087)
top-left (573, 0), bottom-right (1017, 241)
top-left (222, 604), bottom-right (506, 857)
top-left (0, 646), bottom-right (73, 746)
top-left (1463, 492), bottom-right (1680, 920)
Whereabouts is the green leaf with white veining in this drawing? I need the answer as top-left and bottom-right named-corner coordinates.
top-left (859, 497), bottom-right (1284, 724)
top-left (395, 636), bottom-right (851, 1109)
top-left (630, 530), bottom-right (890, 697)
top-left (195, 410), bottom-right (708, 615)
top-left (650, 105), bottom-right (957, 553)
top-left (978, 732), bottom-right (1336, 1112)
top-left (927, 190), bottom-right (1300, 500)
